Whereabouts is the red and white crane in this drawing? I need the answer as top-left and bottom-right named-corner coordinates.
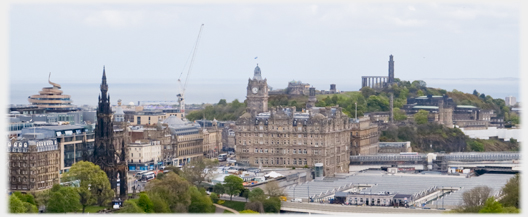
top-left (177, 24), bottom-right (204, 117)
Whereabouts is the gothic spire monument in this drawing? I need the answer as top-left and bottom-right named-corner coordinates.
top-left (93, 66), bottom-right (128, 200)
top-left (246, 64), bottom-right (268, 114)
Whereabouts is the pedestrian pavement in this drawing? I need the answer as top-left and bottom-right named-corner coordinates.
top-left (214, 204), bottom-right (240, 214)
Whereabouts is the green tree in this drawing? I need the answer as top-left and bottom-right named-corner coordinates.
top-left (210, 192), bottom-right (219, 203)
top-left (46, 187), bottom-right (82, 213)
top-left (417, 90), bottom-right (424, 96)
top-left (479, 197), bottom-right (503, 213)
top-left (62, 161), bottom-right (113, 212)
top-left (218, 99), bottom-right (227, 106)
top-left (472, 89), bottom-right (479, 97)
top-left (223, 175), bottom-right (244, 201)
top-left (249, 188), bottom-right (266, 202)
top-left (413, 110), bottom-right (429, 124)
top-left (467, 139), bottom-right (484, 152)
top-left (360, 87), bottom-right (376, 99)
top-left (146, 172), bottom-right (191, 212)
top-left (213, 183), bottom-right (225, 195)
top-left (9, 195), bottom-right (27, 213)
top-left (393, 108), bottom-right (407, 121)
top-left (150, 194), bottom-right (171, 213)
top-left (188, 186), bottom-right (215, 213)
top-left (499, 174), bottom-right (519, 208)
top-left (118, 200), bottom-right (145, 213)
top-left (137, 193), bottom-right (155, 213)
top-left (13, 192), bottom-right (36, 206)
top-left (241, 188), bottom-right (250, 202)
top-left (263, 197), bottom-right (281, 213)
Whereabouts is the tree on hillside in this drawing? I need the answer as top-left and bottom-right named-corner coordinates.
top-left (46, 186), bottom-right (82, 213)
top-left (479, 197), bottom-right (503, 213)
top-left (413, 110), bottom-right (429, 124)
top-left (393, 108), bottom-right (407, 121)
top-left (137, 193), bottom-right (155, 213)
top-left (218, 99), bottom-right (227, 106)
top-left (119, 200), bottom-right (145, 213)
top-left (150, 193), bottom-right (171, 213)
top-left (249, 188), bottom-right (266, 202)
top-left (223, 175), bottom-right (244, 201)
top-left (472, 90), bottom-right (479, 97)
top-left (360, 87), bottom-right (376, 98)
top-left (181, 158), bottom-right (219, 186)
top-left (499, 174), bottom-right (519, 208)
top-left (62, 161), bottom-right (113, 212)
top-left (188, 186), bottom-right (215, 213)
top-left (213, 183), bottom-right (225, 195)
top-left (460, 186), bottom-right (492, 212)
top-left (146, 172), bottom-right (192, 212)
top-left (263, 181), bottom-right (285, 197)
top-left (263, 197), bottom-right (281, 213)
top-left (9, 195), bottom-right (27, 213)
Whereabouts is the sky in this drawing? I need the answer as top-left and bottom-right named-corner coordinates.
top-left (7, 1), bottom-right (521, 105)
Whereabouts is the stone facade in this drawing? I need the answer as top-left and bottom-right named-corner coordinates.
top-left (235, 106), bottom-right (351, 177)
top-left (127, 140), bottom-right (162, 171)
top-left (350, 117), bottom-right (379, 155)
top-left (92, 67), bottom-right (128, 199)
top-left (8, 138), bottom-right (60, 192)
top-left (286, 80), bottom-right (310, 95)
top-left (246, 65), bottom-right (269, 114)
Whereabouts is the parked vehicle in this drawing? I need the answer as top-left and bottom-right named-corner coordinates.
top-left (218, 154), bottom-right (228, 162)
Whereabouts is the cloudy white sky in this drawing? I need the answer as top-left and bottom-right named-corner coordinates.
top-left (6, 1), bottom-right (521, 105)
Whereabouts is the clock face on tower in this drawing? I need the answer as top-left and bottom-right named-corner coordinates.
top-left (252, 87), bottom-right (259, 94)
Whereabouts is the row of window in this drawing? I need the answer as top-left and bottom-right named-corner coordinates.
top-left (254, 157), bottom-right (310, 165)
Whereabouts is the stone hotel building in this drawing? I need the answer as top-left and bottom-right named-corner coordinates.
top-left (236, 65), bottom-right (352, 176)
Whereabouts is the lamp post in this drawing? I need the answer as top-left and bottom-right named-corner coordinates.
top-left (442, 186), bottom-right (444, 209)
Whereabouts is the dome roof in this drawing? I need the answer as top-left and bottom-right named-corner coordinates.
top-left (253, 64), bottom-right (262, 80)
top-left (163, 115), bottom-right (187, 126)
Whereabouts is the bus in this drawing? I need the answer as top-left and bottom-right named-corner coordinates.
top-left (135, 171), bottom-right (148, 179)
top-left (218, 154), bottom-right (228, 162)
top-left (141, 172), bottom-right (155, 182)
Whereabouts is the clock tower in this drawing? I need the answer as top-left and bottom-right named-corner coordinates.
top-left (246, 64), bottom-right (268, 114)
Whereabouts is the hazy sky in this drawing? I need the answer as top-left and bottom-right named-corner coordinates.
top-left (8, 2), bottom-right (520, 104)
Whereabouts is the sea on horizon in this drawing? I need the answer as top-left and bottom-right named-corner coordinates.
top-left (8, 78), bottom-right (519, 107)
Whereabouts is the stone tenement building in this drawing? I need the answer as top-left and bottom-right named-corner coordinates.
top-left (8, 137), bottom-right (60, 192)
top-left (236, 65), bottom-right (352, 176)
top-left (350, 117), bottom-right (380, 155)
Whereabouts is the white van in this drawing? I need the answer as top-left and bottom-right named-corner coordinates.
top-left (291, 198), bottom-right (303, 203)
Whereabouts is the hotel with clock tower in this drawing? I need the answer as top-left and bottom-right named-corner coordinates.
top-left (246, 64), bottom-right (269, 114)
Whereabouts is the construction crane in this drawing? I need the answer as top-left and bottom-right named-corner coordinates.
top-left (177, 24), bottom-right (204, 117)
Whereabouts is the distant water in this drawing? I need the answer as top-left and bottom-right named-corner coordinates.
top-left (9, 78), bottom-right (519, 107)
